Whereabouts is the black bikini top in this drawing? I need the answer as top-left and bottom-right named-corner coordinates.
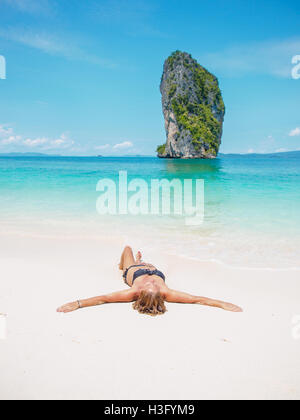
top-left (123, 264), bottom-right (165, 285)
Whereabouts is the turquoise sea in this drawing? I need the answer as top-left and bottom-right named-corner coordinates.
top-left (0, 154), bottom-right (299, 269)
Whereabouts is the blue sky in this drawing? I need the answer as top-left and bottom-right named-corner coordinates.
top-left (0, 0), bottom-right (299, 156)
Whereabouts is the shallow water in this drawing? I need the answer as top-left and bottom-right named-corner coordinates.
top-left (0, 154), bottom-right (299, 269)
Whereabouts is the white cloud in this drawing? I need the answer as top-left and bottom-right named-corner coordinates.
top-left (113, 141), bottom-right (133, 150)
top-left (0, 124), bottom-right (75, 151)
top-left (1, 0), bottom-right (52, 15)
top-left (243, 132), bottom-right (300, 155)
top-left (289, 127), bottom-right (300, 137)
top-left (275, 148), bottom-right (288, 153)
top-left (14, 32), bottom-right (68, 56)
top-left (200, 38), bottom-right (300, 78)
top-left (43, 134), bottom-right (74, 150)
top-left (0, 125), bottom-right (22, 145)
top-left (23, 134), bottom-right (74, 149)
top-left (1, 30), bottom-right (76, 59)
top-left (0, 29), bottom-right (116, 69)
top-left (23, 137), bottom-right (48, 147)
top-left (0, 124), bottom-right (13, 138)
top-left (52, 139), bottom-right (64, 146)
top-left (1, 135), bottom-right (22, 145)
top-left (95, 144), bottom-right (110, 151)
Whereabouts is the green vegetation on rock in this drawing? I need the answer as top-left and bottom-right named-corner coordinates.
top-left (172, 96), bottom-right (221, 153)
top-left (156, 144), bottom-right (166, 155)
top-left (158, 50), bottom-right (225, 158)
top-left (168, 84), bottom-right (177, 98)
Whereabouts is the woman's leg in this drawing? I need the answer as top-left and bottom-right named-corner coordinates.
top-left (119, 246), bottom-right (136, 272)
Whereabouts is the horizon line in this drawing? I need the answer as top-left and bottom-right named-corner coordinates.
top-left (0, 150), bottom-right (300, 158)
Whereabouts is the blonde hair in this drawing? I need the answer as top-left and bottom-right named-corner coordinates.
top-left (132, 290), bottom-right (167, 316)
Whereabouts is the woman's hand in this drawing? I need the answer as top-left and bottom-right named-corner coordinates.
top-left (221, 302), bottom-right (243, 312)
top-left (57, 301), bottom-right (79, 313)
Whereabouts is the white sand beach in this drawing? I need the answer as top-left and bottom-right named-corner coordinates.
top-left (0, 231), bottom-right (300, 400)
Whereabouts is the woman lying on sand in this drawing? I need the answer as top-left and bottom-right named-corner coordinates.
top-left (57, 246), bottom-right (242, 316)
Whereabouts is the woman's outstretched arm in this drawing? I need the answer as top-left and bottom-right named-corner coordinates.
top-left (57, 289), bottom-right (136, 313)
top-left (165, 289), bottom-right (243, 312)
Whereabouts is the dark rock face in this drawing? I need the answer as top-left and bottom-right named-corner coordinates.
top-left (157, 51), bottom-right (225, 159)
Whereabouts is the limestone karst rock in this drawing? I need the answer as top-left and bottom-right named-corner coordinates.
top-left (157, 51), bottom-right (225, 159)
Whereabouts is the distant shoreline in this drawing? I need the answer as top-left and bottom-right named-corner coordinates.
top-left (0, 151), bottom-right (299, 158)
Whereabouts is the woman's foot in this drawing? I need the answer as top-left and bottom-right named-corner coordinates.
top-left (136, 251), bottom-right (142, 264)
